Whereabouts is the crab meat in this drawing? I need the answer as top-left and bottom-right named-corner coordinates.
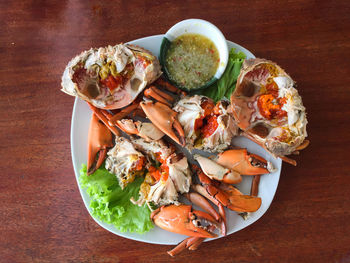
top-left (130, 138), bottom-right (192, 207)
top-left (131, 138), bottom-right (174, 162)
top-left (61, 44), bottom-right (161, 109)
top-left (167, 153), bottom-right (192, 194)
top-left (174, 95), bottom-right (238, 152)
top-left (105, 137), bottom-right (145, 189)
top-left (231, 58), bottom-right (308, 160)
top-left (146, 175), bottom-right (179, 206)
top-left (203, 100), bottom-right (239, 151)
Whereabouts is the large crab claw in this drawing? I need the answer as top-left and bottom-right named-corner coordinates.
top-left (216, 149), bottom-right (275, 175)
top-left (140, 101), bottom-right (185, 146)
top-left (194, 155), bottom-right (242, 184)
top-left (192, 165), bottom-right (261, 213)
top-left (87, 113), bottom-right (113, 175)
top-left (151, 204), bottom-right (219, 238)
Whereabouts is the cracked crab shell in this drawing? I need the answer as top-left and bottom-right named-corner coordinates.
top-left (61, 44), bottom-right (162, 109)
top-left (231, 58), bottom-right (308, 157)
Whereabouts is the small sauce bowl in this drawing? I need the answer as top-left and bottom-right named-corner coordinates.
top-left (160, 19), bottom-right (228, 91)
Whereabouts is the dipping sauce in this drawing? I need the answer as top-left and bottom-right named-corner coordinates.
top-left (165, 33), bottom-right (220, 90)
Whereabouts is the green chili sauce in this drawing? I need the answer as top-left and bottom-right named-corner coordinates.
top-left (165, 33), bottom-right (220, 90)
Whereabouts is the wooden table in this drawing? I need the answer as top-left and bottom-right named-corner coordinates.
top-left (1, 1), bottom-right (350, 262)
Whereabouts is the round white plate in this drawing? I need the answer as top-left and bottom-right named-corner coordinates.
top-left (70, 35), bottom-right (282, 245)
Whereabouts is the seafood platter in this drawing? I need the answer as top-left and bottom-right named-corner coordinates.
top-left (62, 19), bottom-right (309, 256)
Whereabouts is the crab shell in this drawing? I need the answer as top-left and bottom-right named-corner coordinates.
top-left (61, 44), bottom-right (161, 109)
top-left (231, 58), bottom-right (307, 157)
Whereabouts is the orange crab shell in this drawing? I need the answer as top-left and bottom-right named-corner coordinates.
top-left (151, 205), bottom-right (217, 238)
top-left (230, 58), bottom-right (308, 158)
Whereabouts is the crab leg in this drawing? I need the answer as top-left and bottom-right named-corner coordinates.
top-left (167, 237), bottom-right (196, 257)
top-left (243, 132), bottom-right (297, 166)
top-left (108, 102), bottom-right (140, 125)
top-left (167, 236), bottom-right (202, 257)
top-left (155, 78), bottom-right (187, 96)
top-left (296, 139), bottom-right (310, 151)
top-left (144, 85), bottom-right (174, 107)
top-left (87, 113), bottom-right (114, 175)
top-left (140, 101), bottom-right (185, 146)
top-left (250, 175), bottom-right (261, 197)
top-left (192, 165), bottom-right (261, 213)
top-left (167, 224), bottom-right (216, 257)
top-left (218, 204), bottom-right (226, 236)
top-left (193, 184), bottom-right (226, 208)
top-left (88, 103), bottom-right (119, 136)
top-left (278, 155), bottom-right (297, 166)
top-left (188, 236), bottom-right (205, 250)
top-left (185, 193), bottom-right (220, 222)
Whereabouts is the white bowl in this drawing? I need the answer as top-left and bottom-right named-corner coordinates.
top-left (159, 19), bottom-right (229, 91)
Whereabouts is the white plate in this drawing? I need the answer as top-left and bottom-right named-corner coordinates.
top-left (70, 35), bottom-right (282, 245)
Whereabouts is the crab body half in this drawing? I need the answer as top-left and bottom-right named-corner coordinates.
top-left (231, 58), bottom-right (308, 160)
top-left (61, 44), bottom-right (161, 109)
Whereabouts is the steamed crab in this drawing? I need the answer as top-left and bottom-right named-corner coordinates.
top-left (62, 43), bottom-right (308, 257)
top-left (230, 58), bottom-right (309, 165)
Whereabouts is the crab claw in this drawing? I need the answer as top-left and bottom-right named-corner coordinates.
top-left (151, 204), bottom-right (218, 238)
top-left (140, 101), bottom-right (185, 146)
top-left (116, 119), bottom-right (165, 141)
top-left (194, 155), bottom-right (242, 184)
top-left (218, 183), bottom-right (262, 212)
top-left (192, 164), bottom-right (261, 213)
top-left (216, 149), bottom-right (275, 175)
top-left (87, 113), bottom-right (113, 175)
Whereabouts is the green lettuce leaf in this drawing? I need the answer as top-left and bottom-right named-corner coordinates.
top-left (201, 48), bottom-right (246, 102)
top-left (79, 164), bottom-right (153, 234)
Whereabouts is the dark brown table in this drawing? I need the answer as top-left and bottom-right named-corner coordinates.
top-left (1, 1), bottom-right (350, 262)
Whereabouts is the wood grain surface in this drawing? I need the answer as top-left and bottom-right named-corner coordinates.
top-left (1, 0), bottom-right (350, 262)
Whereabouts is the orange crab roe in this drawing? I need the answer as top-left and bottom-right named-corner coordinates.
top-left (201, 115), bottom-right (219, 137)
top-left (193, 100), bottom-right (219, 137)
top-left (134, 156), bottom-right (146, 171)
top-left (100, 75), bottom-right (123, 92)
top-left (257, 94), bottom-right (287, 120)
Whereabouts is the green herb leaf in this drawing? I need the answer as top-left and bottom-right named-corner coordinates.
top-left (200, 48), bottom-right (246, 102)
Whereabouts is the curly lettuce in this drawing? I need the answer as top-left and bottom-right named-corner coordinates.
top-left (79, 164), bottom-right (153, 234)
